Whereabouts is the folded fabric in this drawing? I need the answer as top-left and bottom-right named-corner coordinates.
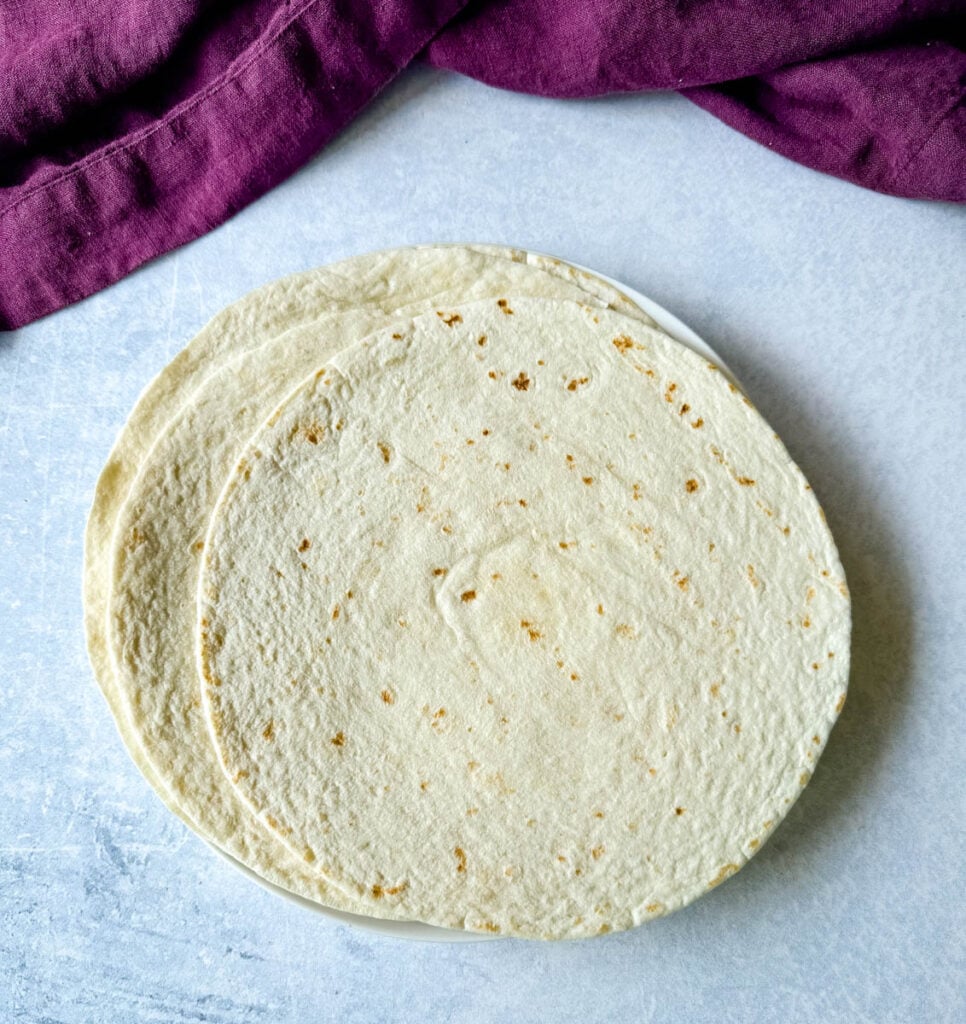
top-left (1, 1), bottom-right (963, 330)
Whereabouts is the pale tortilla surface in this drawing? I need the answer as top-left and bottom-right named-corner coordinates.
top-left (199, 298), bottom-right (850, 938)
top-left (102, 250), bottom-right (652, 910)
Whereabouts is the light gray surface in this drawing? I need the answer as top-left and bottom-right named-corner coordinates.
top-left (1, 67), bottom-right (964, 1023)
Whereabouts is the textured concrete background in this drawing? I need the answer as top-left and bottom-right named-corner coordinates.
top-left (1, 67), bottom-right (964, 1023)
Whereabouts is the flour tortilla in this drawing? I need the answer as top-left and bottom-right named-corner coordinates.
top-left (102, 251), bottom-right (655, 910)
top-left (199, 297), bottom-right (850, 939)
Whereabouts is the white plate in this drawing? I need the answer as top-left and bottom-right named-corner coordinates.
top-left (208, 251), bottom-right (735, 942)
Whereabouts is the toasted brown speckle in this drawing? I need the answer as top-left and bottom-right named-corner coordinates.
top-left (685, 478), bottom-right (699, 494)
top-left (432, 567), bottom-right (448, 577)
top-left (381, 690), bottom-right (394, 705)
top-left (591, 845), bottom-right (605, 860)
top-left (497, 299), bottom-right (514, 315)
top-left (262, 720), bottom-right (275, 741)
top-left (454, 847), bottom-right (467, 873)
top-left (511, 372), bottom-right (531, 391)
top-left (737, 476), bottom-right (756, 486)
top-left (708, 863), bottom-right (739, 889)
top-left (461, 589), bottom-right (477, 603)
top-left (582, 476), bottom-right (593, 486)
top-left (377, 442), bottom-right (391, 463)
top-left (520, 620), bottom-right (542, 642)
top-left (477, 334), bottom-right (487, 346)
top-left (567, 376), bottom-right (589, 392)
top-left (298, 537), bottom-right (311, 552)
top-left (330, 731), bottom-right (345, 747)
top-left (675, 807), bottom-right (685, 816)
top-left (612, 335), bottom-right (640, 353)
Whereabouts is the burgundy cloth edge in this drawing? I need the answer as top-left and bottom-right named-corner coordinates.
top-left (0, 0), bottom-right (467, 331)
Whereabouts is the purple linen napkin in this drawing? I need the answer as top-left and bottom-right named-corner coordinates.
top-left (1, 1), bottom-right (962, 330)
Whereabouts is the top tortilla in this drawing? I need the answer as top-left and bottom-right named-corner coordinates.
top-left (198, 296), bottom-right (850, 938)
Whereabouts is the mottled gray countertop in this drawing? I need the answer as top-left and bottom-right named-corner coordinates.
top-left (2, 67), bottom-right (964, 1024)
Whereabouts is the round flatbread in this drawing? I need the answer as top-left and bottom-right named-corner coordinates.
top-left (199, 297), bottom-right (850, 938)
top-left (101, 249), bottom-right (655, 911)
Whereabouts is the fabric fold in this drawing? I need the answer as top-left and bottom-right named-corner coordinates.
top-left (0, 0), bottom-right (468, 330)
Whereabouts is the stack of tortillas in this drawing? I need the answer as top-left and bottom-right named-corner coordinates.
top-left (85, 245), bottom-right (850, 940)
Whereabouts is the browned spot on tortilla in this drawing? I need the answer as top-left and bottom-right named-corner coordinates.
top-left (461, 590), bottom-right (477, 603)
top-left (298, 537), bottom-right (311, 552)
top-left (737, 476), bottom-right (756, 486)
top-left (419, 780), bottom-right (429, 791)
top-left (497, 299), bottom-right (514, 315)
top-left (477, 334), bottom-right (487, 346)
top-left (675, 807), bottom-right (686, 816)
top-left (433, 708), bottom-right (447, 720)
top-left (232, 769), bottom-right (249, 784)
top-left (192, 540), bottom-right (204, 553)
top-left (597, 603), bottom-right (604, 615)
top-left (646, 903), bottom-right (663, 914)
top-left (454, 847), bottom-right (467, 873)
top-left (567, 376), bottom-right (589, 391)
top-left (748, 838), bottom-right (760, 850)
top-left (432, 567), bottom-right (447, 577)
top-left (303, 847), bottom-right (316, 863)
top-left (511, 372), bottom-right (530, 391)
top-left (664, 383), bottom-right (677, 403)
top-left (482, 428), bottom-right (490, 436)
top-left (518, 498), bottom-right (527, 507)
top-left (436, 311), bottom-right (462, 326)
top-left (799, 771), bottom-right (811, 786)
top-left (591, 845), bottom-right (605, 860)
top-left (673, 571), bottom-right (689, 592)
top-left (371, 881), bottom-right (408, 899)
top-left (708, 863), bottom-right (740, 889)
top-left (614, 623), bottom-right (636, 639)
top-left (582, 476), bottom-right (593, 486)
top-left (330, 731), bottom-right (345, 747)
top-left (685, 478), bottom-right (699, 493)
top-left (491, 572), bottom-right (502, 581)
top-left (710, 682), bottom-right (721, 698)
top-left (332, 604), bottom-right (340, 620)
top-left (488, 370), bottom-right (499, 380)
top-left (612, 335), bottom-right (641, 353)
top-left (377, 442), bottom-right (391, 463)
top-left (691, 418), bottom-right (704, 429)
top-left (570, 672), bottom-right (580, 681)
top-left (481, 921), bottom-right (500, 933)
top-left (747, 564), bottom-right (760, 588)
top-left (836, 694), bottom-right (847, 713)
top-left (520, 620), bottom-right (542, 642)
top-left (262, 720), bottom-right (275, 741)
top-left (126, 526), bottom-right (148, 551)
top-left (803, 617), bottom-right (812, 629)
top-left (380, 690), bottom-right (394, 705)
top-left (679, 403), bottom-right (691, 415)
